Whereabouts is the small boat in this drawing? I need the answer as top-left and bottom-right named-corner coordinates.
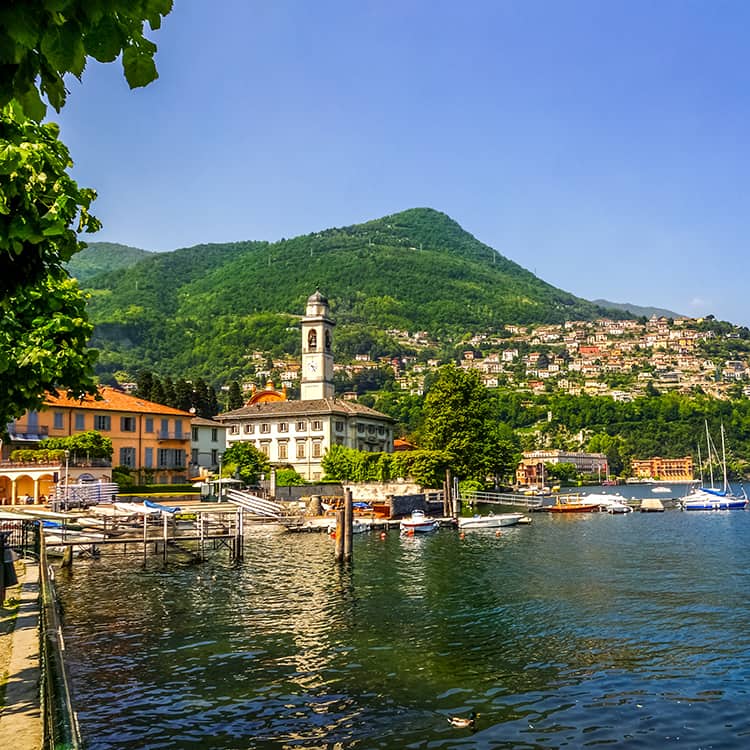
top-left (458, 512), bottom-right (524, 529)
top-left (399, 510), bottom-right (439, 533)
top-left (326, 519), bottom-right (369, 534)
top-left (651, 486), bottom-right (671, 494)
top-left (581, 492), bottom-right (633, 514)
top-left (144, 498), bottom-right (182, 514)
top-left (546, 495), bottom-right (600, 513)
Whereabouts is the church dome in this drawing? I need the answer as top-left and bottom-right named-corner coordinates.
top-left (307, 289), bottom-right (328, 306)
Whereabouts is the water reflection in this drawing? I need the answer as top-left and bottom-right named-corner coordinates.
top-left (56, 512), bottom-right (750, 748)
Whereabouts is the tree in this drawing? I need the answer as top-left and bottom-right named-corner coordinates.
top-left (0, 2), bottom-right (171, 425)
top-left (419, 364), bottom-right (506, 482)
top-left (222, 442), bottom-right (270, 486)
top-left (275, 468), bottom-right (305, 487)
top-left (227, 380), bottom-right (244, 410)
top-left (0, 1), bottom-right (173, 121)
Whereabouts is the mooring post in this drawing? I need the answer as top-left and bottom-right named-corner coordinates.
top-left (162, 513), bottom-right (168, 564)
top-left (61, 544), bottom-right (73, 568)
top-left (199, 513), bottom-right (205, 561)
top-left (443, 469), bottom-right (452, 517)
top-left (142, 513), bottom-right (148, 567)
top-left (343, 488), bottom-right (353, 562)
top-left (334, 509), bottom-right (344, 562)
top-left (236, 509), bottom-right (244, 562)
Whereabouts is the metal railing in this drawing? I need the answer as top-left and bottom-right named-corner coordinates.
top-left (40, 538), bottom-right (81, 749)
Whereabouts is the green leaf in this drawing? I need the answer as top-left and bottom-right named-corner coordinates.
top-left (41, 23), bottom-right (78, 72)
top-left (83, 16), bottom-right (124, 63)
top-left (122, 45), bottom-right (158, 89)
top-left (17, 86), bottom-right (46, 121)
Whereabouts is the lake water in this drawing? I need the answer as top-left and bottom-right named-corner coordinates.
top-left (55, 500), bottom-right (750, 749)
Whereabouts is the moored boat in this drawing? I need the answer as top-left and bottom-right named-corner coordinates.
top-left (546, 495), bottom-right (600, 513)
top-left (458, 512), bottom-right (524, 530)
top-left (399, 510), bottom-right (439, 533)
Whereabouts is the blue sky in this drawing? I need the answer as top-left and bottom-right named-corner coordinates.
top-left (56, 1), bottom-right (750, 325)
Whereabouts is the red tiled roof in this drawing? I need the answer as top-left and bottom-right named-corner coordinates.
top-left (43, 386), bottom-right (193, 417)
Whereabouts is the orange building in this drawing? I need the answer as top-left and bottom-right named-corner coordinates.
top-left (2, 387), bottom-right (193, 502)
top-left (630, 457), bottom-right (694, 481)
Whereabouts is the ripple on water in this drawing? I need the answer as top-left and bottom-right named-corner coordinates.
top-left (56, 514), bottom-right (750, 748)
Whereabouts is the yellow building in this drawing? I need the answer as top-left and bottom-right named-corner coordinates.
top-left (630, 456), bottom-right (694, 481)
top-left (2, 387), bottom-right (193, 503)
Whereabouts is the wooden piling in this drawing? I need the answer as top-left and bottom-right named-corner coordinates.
top-left (334, 509), bottom-right (344, 562)
top-left (142, 513), bottom-right (148, 567)
top-left (162, 514), bottom-right (168, 564)
top-left (343, 488), bottom-right (353, 562)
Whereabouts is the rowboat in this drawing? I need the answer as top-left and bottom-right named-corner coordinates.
top-left (400, 510), bottom-right (439, 533)
top-left (458, 512), bottom-right (525, 529)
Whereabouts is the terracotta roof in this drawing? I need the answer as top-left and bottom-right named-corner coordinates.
top-left (43, 386), bottom-right (193, 417)
top-left (191, 416), bottom-right (225, 427)
top-left (216, 398), bottom-right (394, 422)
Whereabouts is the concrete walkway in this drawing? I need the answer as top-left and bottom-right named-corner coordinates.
top-left (0, 561), bottom-right (42, 749)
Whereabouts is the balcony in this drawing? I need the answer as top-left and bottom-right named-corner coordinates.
top-left (6, 423), bottom-right (49, 442)
top-left (157, 431), bottom-right (188, 441)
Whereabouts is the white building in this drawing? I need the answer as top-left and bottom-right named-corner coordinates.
top-left (190, 416), bottom-right (226, 476)
top-left (215, 291), bottom-right (394, 481)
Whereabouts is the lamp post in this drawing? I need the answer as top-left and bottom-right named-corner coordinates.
top-left (64, 448), bottom-right (70, 512)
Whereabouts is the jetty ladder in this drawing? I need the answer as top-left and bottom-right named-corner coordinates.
top-left (224, 489), bottom-right (283, 518)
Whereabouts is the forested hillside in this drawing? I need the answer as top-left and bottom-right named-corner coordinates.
top-left (75, 208), bottom-right (622, 383)
top-left (66, 242), bottom-right (153, 283)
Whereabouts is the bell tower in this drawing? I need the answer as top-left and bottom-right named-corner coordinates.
top-left (300, 290), bottom-right (335, 400)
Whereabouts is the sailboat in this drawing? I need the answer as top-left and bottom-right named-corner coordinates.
top-left (681, 422), bottom-right (748, 511)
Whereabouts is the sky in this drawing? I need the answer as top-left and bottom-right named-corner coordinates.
top-left (55, 0), bottom-right (750, 325)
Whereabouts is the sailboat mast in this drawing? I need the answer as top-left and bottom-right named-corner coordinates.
top-left (721, 423), bottom-right (729, 493)
top-left (697, 441), bottom-right (703, 485)
top-left (706, 420), bottom-right (715, 489)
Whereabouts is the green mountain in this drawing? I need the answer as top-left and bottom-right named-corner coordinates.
top-left (592, 299), bottom-right (683, 319)
top-left (66, 242), bottom-right (154, 283)
top-left (79, 208), bottom-right (623, 383)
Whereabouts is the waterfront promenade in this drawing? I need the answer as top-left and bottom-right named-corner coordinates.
top-left (0, 560), bottom-right (41, 749)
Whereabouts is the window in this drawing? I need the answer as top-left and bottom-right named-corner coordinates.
top-left (120, 416), bottom-right (136, 432)
top-left (175, 420), bottom-right (183, 438)
top-left (312, 442), bottom-right (322, 458)
top-left (158, 448), bottom-right (185, 469)
top-left (311, 420), bottom-right (322, 431)
top-left (75, 413), bottom-right (85, 431)
top-left (259, 442), bottom-right (270, 457)
top-left (94, 415), bottom-right (111, 431)
top-left (357, 424), bottom-right (365, 434)
top-left (368, 425), bottom-right (376, 434)
top-left (335, 421), bottom-right (344, 432)
top-left (244, 424), bottom-right (254, 434)
top-left (260, 423), bottom-right (270, 434)
top-left (145, 418), bottom-right (154, 433)
top-left (378, 426), bottom-right (385, 435)
top-left (191, 448), bottom-right (199, 464)
top-left (211, 428), bottom-right (218, 442)
top-left (119, 447), bottom-right (136, 467)
top-left (145, 447), bottom-right (153, 468)
top-left (160, 418), bottom-right (169, 438)
top-left (278, 422), bottom-right (288, 433)
top-left (230, 425), bottom-right (239, 435)
top-left (54, 412), bottom-right (64, 429)
top-left (296, 421), bottom-right (307, 432)
top-left (211, 449), bottom-right (218, 465)
top-left (308, 329), bottom-right (317, 350)
top-left (192, 427), bottom-right (199, 441)
top-left (296, 442), bottom-right (306, 459)
top-left (278, 442), bottom-right (288, 460)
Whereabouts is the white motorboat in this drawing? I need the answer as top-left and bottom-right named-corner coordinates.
top-left (458, 512), bottom-right (525, 529)
top-left (651, 486), bottom-right (672, 494)
top-left (399, 510), bottom-right (439, 534)
top-left (326, 518), bottom-right (369, 534)
top-left (580, 492), bottom-right (633, 514)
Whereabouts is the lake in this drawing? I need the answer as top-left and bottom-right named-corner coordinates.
top-left (55, 501), bottom-right (750, 748)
